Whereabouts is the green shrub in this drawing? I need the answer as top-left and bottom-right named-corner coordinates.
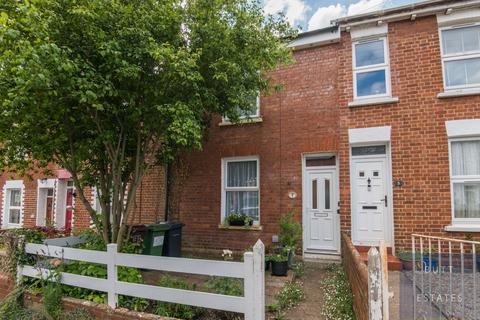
top-left (153, 275), bottom-right (203, 319)
top-left (278, 213), bottom-right (301, 249)
top-left (205, 277), bottom-right (243, 296)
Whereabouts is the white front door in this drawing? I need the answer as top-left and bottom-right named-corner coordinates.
top-left (304, 169), bottom-right (339, 252)
top-left (351, 157), bottom-right (389, 245)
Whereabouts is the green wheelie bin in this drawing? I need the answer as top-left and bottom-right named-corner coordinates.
top-left (142, 223), bottom-right (170, 256)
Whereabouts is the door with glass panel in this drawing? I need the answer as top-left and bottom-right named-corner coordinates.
top-left (305, 169), bottom-right (338, 252)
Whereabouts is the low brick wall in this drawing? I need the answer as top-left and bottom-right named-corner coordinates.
top-left (341, 232), bottom-right (368, 320)
top-left (0, 273), bottom-right (174, 320)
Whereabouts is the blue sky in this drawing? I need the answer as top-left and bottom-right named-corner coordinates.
top-left (263, 0), bottom-right (427, 31)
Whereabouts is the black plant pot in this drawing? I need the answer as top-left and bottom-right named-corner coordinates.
top-left (229, 220), bottom-right (246, 226)
top-left (265, 260), bottom-right (270, 271)
top-left (271, 261), bottom-right (288, 276)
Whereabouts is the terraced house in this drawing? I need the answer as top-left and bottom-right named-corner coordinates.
top-left (2, 0), bottom-right (480, 261)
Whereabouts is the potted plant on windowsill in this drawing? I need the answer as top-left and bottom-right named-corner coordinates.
top-left (270, 254), bottom-right (288, 276)
top-left (226, 213), bottom-right (254, 227)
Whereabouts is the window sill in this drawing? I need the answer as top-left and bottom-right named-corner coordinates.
top-left (437, 89), bottom-right (480, 99)
top-left (445, 225), bottom-right (480, 232)
top-left (348, 96), bottom-right (399, 108)
top-left (218, 224), bottom-right (263, 231)
top-left (218, 117), bottom-right (263, 127)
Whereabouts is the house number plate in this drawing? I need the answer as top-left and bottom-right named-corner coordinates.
top-left (153, 235), bottom-right (165, 247)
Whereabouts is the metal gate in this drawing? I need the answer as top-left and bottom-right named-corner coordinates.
top-left (410, 234), bottom-right (480, 320)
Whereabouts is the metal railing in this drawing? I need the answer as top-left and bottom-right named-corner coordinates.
top-left (412, 234), bottom-right (480, 320)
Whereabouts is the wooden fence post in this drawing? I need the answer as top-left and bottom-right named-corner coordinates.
top-left (368, 247), bottom-right (382, 320)
top-left (252, 240), bottom-right (265, 320)
top-left (244, 239), bottom-right (265, 320)
top-left (16, 235), bottom-right (25, 285)
top-left (379, 241), bottom-right (389, 319)
top-left (107, 243), bottom-right (118, 308)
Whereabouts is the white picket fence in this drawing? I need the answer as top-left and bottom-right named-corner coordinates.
top-left (18, 239), bottom-right (265, 320)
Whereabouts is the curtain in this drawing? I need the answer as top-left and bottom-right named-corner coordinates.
top-left (454, 183), bottom-right (480, 218)
top-left (226, 161), bottom-right (259, 220)
top-left (226, 191), bottom-right (259, 221)
top-left (227, 161), bottom-right (257, 187)
top-left (451, 141), bottom-right (480, 176)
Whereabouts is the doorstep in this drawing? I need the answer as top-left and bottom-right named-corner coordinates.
top-left (356, 246), bottom-right (401, 271)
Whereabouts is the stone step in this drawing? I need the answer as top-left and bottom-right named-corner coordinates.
top-left (358, 251), bottom-right (402, 271)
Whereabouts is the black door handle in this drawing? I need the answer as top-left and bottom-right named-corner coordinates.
top-left (380, 195), bottom-right (388, 207)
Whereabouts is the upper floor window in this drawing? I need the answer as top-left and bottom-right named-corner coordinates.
top-left (222, 96), bottom-right (260, 123)
top-left (440, 24), bottom-right (480, 91)
top-left (221, 157), bottom-right (260, 225)
top-left (449, 139), bottom-right (480, 221)
top-left (353, 37), bottom-right (391, 99)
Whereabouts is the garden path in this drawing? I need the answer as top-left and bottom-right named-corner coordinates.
top-left (282, 262), bottom-right (329, 320)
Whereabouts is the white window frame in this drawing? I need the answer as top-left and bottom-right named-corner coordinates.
top-left (220, 156), bottom-right (260, 225)
top-left (448, 137), bottom-right (480, 225)
top-left (439, 23), bottom-right (480, 92)
top-left (2, 180), bottom-right (24, 228)
top-left (352, 37), bottom-right (392, 100)
top-left (222, 96), bottom-right (261, 122)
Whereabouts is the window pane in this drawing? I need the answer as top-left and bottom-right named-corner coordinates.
top-left (352, 145), bottom-right (386, 156)
top-left (454, 183), bottom-right (480, 218)
top-left (445, 60), bottom-right (467, 87)
top-left (9, 209), bottom-right (20, 224)
top-left (325, 179), bottom-right (330, 210)
top-left (356, 70), bottom-right (386, 97)
top-left (355, 40), bottom-right (385, 67)
top-left (443, 28), bottom-right (465, 54)
top-left (226, 191), bottom-right (259, 221)
top-left (312, 179), bottom-right (317, 209)
top-left (443, 25), bottom-right (480, 55)
top-left (9, 189), bottom-right (21, 207)
top-left (306, 156), bottom-right (336, 167)
top-left (227, 161), bottom-right (257, 187)
top-left (444, 58), bottom-right (480, 87)
top-left (451, 140), bottom-right (480, 176)
top-left (467, 58), bottom-right (480, 84)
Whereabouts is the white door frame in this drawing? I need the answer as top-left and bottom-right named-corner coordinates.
top-left (349, 143), bottom-right (394, 247)
top-left (302, 153), bottom-right (340, 255)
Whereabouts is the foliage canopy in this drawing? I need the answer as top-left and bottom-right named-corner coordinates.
top-left (0, 0), bottom-right (295, 246)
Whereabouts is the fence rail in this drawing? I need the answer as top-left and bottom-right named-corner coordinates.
top-left (19, 239), bottom-right (265, 320)
top-left (411, 233), bottom-right (480, 320)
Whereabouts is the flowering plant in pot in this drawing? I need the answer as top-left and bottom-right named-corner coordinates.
top-left (226, 213), bottom-right (254, 227)
top-left (270, 254), bottom-right (289, 276)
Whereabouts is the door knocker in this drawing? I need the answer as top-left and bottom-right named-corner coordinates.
top-left (367, 177), bottom-right (372, 191)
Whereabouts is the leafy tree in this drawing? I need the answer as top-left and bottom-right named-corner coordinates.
top-left (0, 0), bottom-right (294, 248)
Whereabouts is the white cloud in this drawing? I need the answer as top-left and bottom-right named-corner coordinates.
top-left (307, 4), bottom-right (345, 31)
top-left (263, 0), bottom-right (310, 28)
top-left (307, 0), bottom-right (387, 31)
top-left (348, 0), bottom-right (385, 16)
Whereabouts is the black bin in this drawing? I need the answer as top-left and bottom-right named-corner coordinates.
top-left (162, 222), bottom-right (184, 257)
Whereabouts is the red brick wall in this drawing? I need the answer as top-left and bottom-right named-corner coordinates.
top-left (0, 165), bottom-right (165, 232)
top-left (176, 44), bottom-right (341, 251)
top-left (337, 16), bottom-right (480, 250)
top-left (341, 233), bottom-right (368, 320)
